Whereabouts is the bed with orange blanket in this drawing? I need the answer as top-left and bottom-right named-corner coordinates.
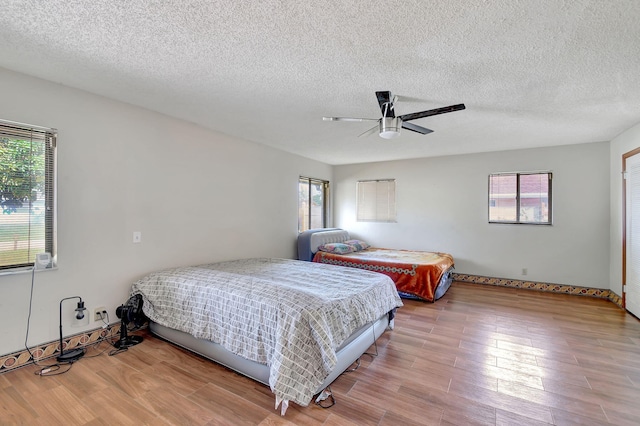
top-left (297, 229), bottom-right (454, 302)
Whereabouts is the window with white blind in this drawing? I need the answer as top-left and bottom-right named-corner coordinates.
top-left (0, 120), bottom-right (57, 270)
top-left (357, 179), bottom-right (396, 222)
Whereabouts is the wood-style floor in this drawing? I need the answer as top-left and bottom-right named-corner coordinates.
top-left (2, 282), bottom-right (640, 425)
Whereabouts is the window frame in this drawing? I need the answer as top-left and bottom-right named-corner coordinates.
top-left (356, 179), bottom-right (397, 223)
top-left (488, 171), bottom-right (552, 225)
top-left (298, 176), bottom-right (329, 233)
top-left (0, 119), bottom-right (57, 272)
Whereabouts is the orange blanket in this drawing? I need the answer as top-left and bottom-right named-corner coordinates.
top-left (313, 248), bottom-right (454, 302)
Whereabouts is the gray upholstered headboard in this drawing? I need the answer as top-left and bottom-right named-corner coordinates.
top-left (297, 228), bottom-right (350, 261)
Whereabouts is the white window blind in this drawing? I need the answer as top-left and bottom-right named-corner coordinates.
top-left (357, 179), bottom-right (396, 222)
top-left (0, 120), bottom-right (57, 270)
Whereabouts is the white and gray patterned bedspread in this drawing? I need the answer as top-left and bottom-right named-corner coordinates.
top-left (131, 258), bottom-right (402, 409)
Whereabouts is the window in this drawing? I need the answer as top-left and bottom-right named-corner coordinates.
top-left (298, 177), bottom-right (328, 232)
top-left (0, 120), bottom-right (56, 270)
top-left (357, 179), bottom-right (396, 222)
top-left (489, 172), bottom-right (551, 224)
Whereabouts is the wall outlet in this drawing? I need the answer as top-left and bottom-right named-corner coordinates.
top-left (94, 307), bottom-right (107, 322)
top-left (522, 268), bottom-right (528, 276)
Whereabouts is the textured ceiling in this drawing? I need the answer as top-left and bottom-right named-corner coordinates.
top-left (1, 1), bottom-right (639, 165)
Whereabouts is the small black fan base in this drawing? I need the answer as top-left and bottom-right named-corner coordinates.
top-left (111, 294), bottom-right (146, 353)
top-left (114, 309), bottom-right (143, 350)
top-left (114, 335), bottom-right (143, 349)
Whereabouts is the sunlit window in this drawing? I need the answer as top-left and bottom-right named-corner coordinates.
top-left (298, 177), bottom-right (328, 232)
top-left (0, 120), bottom-right (57, 270)
top-left (489, 172), bottom-right (551, 224)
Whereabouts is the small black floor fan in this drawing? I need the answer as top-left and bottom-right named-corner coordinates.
top-left (114, 294), bottom-right (146, 349)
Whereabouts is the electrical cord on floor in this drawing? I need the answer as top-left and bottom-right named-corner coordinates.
top-left (108, 346), bottom-right (128, 356)
top-left (100, 311), bottom-right (110, 328)
top-left (83, 312), bottom-right (117, 358)
top-left (24, 266), bottom-right (44, 369)
top-left (34, 328), bottom-right (113, 375)
top-left (345, 327), bottom-right (379, 373)
top-left (315, 325), bottom-right (383, 409)
top-left (364, 325), bottom-right (380, 358)
top-left (35, 362), bottom-right (74, 376)
top-left (24, 270), bottom-right (116, 375)
top-left (42, 317), bottom-right (115, 371)
top-left (314, 386), bottom-right (335, 409)
top-left (23, 267), bottom-right (77, 376)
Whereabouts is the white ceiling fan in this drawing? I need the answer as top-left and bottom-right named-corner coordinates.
top-left (323, 91), bottom-right (465, 139)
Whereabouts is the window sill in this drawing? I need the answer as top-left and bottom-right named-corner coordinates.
top-left (0, 265), bottom-right (58, 277)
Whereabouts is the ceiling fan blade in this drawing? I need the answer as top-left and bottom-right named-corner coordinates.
top-left (402, 122), bottom-right (434, 135)
top-left (394, 94), bottom-right (425, 103)
top-left (323, 116), bottom-right (379, 122)
top-left (399, 103), bottom-right (466, 122)
top-left (375, 91), bottom-right (395, 118)
top-left (358, 124), bottom-right (380, 137)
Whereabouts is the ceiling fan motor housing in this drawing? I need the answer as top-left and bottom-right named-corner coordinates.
top-left (323, 91), bottom-right (464, 138)
top-left (379, 117), bottom-right (401, 139)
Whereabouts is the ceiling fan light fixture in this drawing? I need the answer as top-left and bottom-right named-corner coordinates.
top-left (379, 130), bottom-right (400, 139)
top-left (379, 117), bottom-right (401, 139)
top-left (324, 91), bottom-right (464, 138)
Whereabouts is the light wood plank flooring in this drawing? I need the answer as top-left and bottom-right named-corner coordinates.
top-left (3, 282), bottom-right (640, 425)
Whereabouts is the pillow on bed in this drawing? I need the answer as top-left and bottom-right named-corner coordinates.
top-left (317, 242), bottom-right (357, 254)
top-left (344, 239), bottom-right (370, 252)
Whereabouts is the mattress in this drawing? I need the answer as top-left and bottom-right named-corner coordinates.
top-left (131, 257), bottom-right (402, 412)
top-left (298, 228), bottom-right (455, 302)
top-left (313, 248), bottom-right (454, 302)
top-left (148, 313), bottom-right (390, 400)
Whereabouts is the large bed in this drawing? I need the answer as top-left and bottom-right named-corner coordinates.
top-left (297, 228), bottom-right (454, 302)
top-left (131, 257), bottom-right (402, 415)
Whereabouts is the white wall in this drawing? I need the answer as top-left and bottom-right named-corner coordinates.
top-left (334, 142), bottom-right (610, 288)
top-left (610, 121), bottom-right (640, 297)
top-left (0, 68), bottom-right (331, 355)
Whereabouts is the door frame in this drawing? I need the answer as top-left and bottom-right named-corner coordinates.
top-left (622, 147), bottom-right (640, 310)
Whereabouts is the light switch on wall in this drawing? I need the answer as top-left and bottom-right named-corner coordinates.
top-left (133, 231), bottom-right (142, 243)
